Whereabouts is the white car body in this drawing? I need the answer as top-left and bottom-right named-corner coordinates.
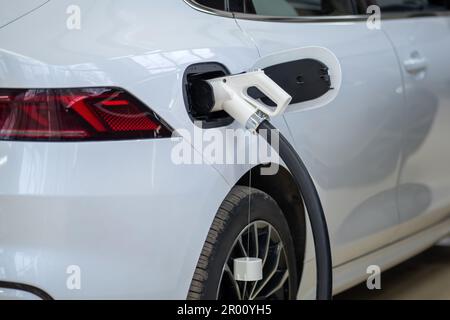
top-left (0, 0), bottom-right (449, 299)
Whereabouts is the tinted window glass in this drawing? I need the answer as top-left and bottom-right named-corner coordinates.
top-left (245, 0), bottom-right (352, 16)
top-left (358, 0), bottom-right (449, 12)
top-left (196, 0), bottom-right (226, 11)
top-left (197, 0), bottom-right (353, 16)
top-left (229, 0), bottom-right (246, 12)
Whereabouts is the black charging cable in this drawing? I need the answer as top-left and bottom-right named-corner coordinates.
top-left (257, 120), bottom-right (333, 300)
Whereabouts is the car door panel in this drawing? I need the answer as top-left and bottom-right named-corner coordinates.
top-left (381, 15), bottom-right (450, 236)
top-left (236, 18), bottom-right (406, 266)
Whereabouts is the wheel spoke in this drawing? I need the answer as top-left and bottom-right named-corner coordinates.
top-left (223, 263), bottom-right (242, 300)
top-left (264, 270), bottom-right (289, 299)
top-left (241, 281), bottom-right (248, 300)
top-left (248, 224), bottom-right (268, 300)
top-left (262, 226), bottom-right (272, 267)
top-left (250, 243), bottom-right (283, 300)
top-left (238, 237), bottom-right (248, 257)
top-left (253, 223), bottom-right (259, 259)
top-left (248, 279), bottom-right (259, 301)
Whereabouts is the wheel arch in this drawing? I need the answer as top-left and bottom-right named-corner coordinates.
top-left (235, 164), bottom-right (307, 286)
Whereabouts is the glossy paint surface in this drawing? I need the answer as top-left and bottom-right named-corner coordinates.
top-left (0, 0), bottom-right (260, 299)
top-left (0, 287), bottom-right (42, 300)
top-left (382, 17), bottom-right (450, 238)
top-left (0, 138), bottom-right (238, 299)
top-left (0, 0), bottom-right (449, 299)
top-left (0, 0), bottom-right (49, 29)
top-left (236, 19), bottom-right (406, 266)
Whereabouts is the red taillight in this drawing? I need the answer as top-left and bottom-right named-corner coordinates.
top-left (0, 88), bottom-right (172, 141)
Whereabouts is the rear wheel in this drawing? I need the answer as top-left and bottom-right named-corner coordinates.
top-left (188, 186), bottom-right (298, 300)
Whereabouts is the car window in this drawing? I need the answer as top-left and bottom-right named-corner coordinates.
top-left (195, 0), bottom-right (354, 16)
top-left (240, 0), bottom-right (353, 16)
top-left (195, 0), bottom-right (226, 11)
top-left (357, 0), bottom-right (450, 12)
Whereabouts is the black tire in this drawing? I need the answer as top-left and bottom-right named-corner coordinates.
top-left (188, 186), bottom-right (298, 300)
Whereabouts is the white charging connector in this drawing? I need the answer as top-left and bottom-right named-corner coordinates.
top-left (206, 70), bottom-right (292, 131)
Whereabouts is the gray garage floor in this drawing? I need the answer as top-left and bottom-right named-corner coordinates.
top-left (335, 242), bottom-right (450, 300)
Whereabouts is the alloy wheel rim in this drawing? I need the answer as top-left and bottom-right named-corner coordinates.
top-left (217, 220), bottom-right (291, 300)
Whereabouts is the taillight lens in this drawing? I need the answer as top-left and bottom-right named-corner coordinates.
top-left (0, 88), bottom-right (172, 141)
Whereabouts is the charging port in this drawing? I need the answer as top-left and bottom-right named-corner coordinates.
top-left (183, 62), bottom-right (234, 128)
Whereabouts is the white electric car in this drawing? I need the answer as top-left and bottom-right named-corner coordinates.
top-left (0, 0), bottom-right (450, 300)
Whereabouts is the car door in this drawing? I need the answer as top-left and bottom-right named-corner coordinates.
top-left (227, 0), bottom-right (406, 267)
top-left (360, 0), bottom-right (450, 237)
